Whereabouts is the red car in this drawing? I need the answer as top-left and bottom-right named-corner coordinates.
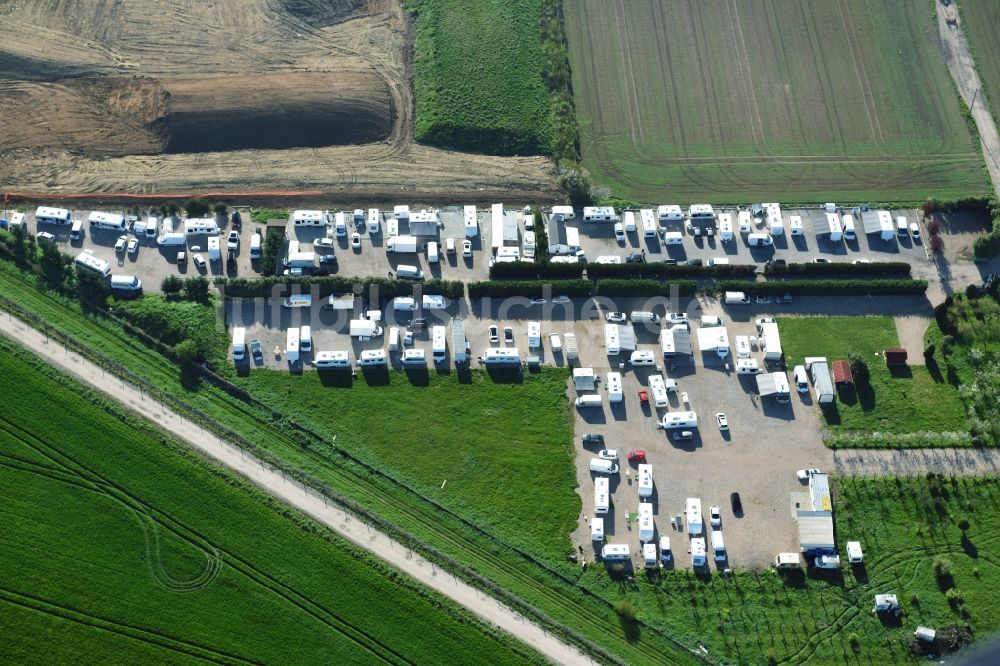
top-left (638, 389), bottom-right (649, 407)
top-left (627, 449), bottom-right (647, 464)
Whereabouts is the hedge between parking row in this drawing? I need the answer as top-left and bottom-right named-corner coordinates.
top-left (594, 279), bottom-right (698, 297)
top-left (714, 279), bottom-right (928, 296)
top-left (488, 261), bottom-right (584, 280)
top-left (213, 276), bottom-right (466, 300)
top-left (584, 262), bottom-right (757, 279)
top-left (467, 279), bottom-right (591, 298)
top-left (762, 261), bottom-right (911, 277)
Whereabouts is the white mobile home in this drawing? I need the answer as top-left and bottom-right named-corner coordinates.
top-left (358, 350), bottom-right (387, 367)
top-left (601, 544), bottom-right (629, 561)
top-left (647, 374), bottom-right (670, 408)
top-left (594, 477), bottom-right (610, 514)
top-left (582, 206), bottom-right (618, 222)
top-left (736, 358), bottom-right (760, 374)
top-left (527, 321), bottom-right (541, 349)
top-left (765, 203), bottom-right (784, 235)
top-left (738, 210), bottom-right (752, 233)
top-left (452, 320), bottom-right (469, 364)
top-left (183, 218), bottom-right (220, 236)
top-left (689, 204), bottom-right (715, 222)
top-left (231, 327), bottom-right (246, 361)
top-left (431, 325), bottom-right (447, 363)
top-left (591, 517), bottom-right (604, 541)
top-left (640, 209), bottom-right (658, 237)
top-left (637, 464), bottom-right (653, 498)
top-left (718, 213), bottom-right (733, 242)
top-left (789, 215), bottom-right (804, 236)
top-left (825, 213), bottom-right (842, 242)
top-left (74, 250), bottom-right (111, 278)
top-left (686, 497), bottom-right (703, 535)
top-left (551, 205), bottom-right (575, 219)
top-left (315, 351), bottom-right (351, 369)
top-left (401, 349), bottom-right (426, 366)
top-left (691, 538), bottom-right (707, 567)
top-left (660, 326), bottom-right (692, 357)
top-left (88, 211), bottom-right (127, 231)
top-left (606, 371), bottom-right (623, 403)
top-left (285, 328), bottom-right (300, 362)
top-left (367, 208), bottom-right (381, 234)
top-left (660, 411), bottom-right (698, 429)
top-left (622, 210), bottom-right (637, 232)
top-left (877, 210), bottom-right (894, 240)
top-left (464, 205), bottom-right (478, 237)
top-left (393, 205), bottom-right (410, 221)
top-left (207, 236), bottom-right (221, 260)
top-left (604, 324), bottom-right (621, 356)
top-left (810, 361), bottom-right (835, 404)
top-left (697, 325), bottom-right (730, 358)
top-left (759, 322), bottom-right (783, 361)
top-left (483, 347), bottom-right (520, 365)
top-left (564, 332), bottom-right (578, 360)
top-left (657, 204), bottom-right (683, 223)
top-left (35, 206), bottom-right (72, 225)
top-left (735, 335), bottom-right (751, 358)
top-left (292, 210), bottom-right (326, 226)
top-left (638, 503), bottom-right (654, 542)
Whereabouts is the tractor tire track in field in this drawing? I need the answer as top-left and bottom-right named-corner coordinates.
top-left (0, 586), bottom-right (262, 666)
top-left (726, 0), bottom-right (766, 152)
top-left (0, 415), bottom-right (417, 666)
top-left (0, 317), bottom-right (594, 666)
top-left (611, 0), bottom-right (645, 148)
top-left (837, 0), bottom-right (887, 152)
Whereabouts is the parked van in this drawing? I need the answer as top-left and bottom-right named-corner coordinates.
top-left (774, 552), bottom-right (802, 569)
top-left (842, 215), bottom-right (856, 241)
top-left (630, 311), bottom-right (661, 324)
top-left (747, 233), bottom-right (772, 247)
top-left (110, 275), bottom-right (142, 292)
top-left (707, 257), bottom-right (730, 266)
top-left (663, 231), bottom-right (683, 245)
top-left (144, 217), bottom-right (158, 239)
top-left (388, 327), bottom-right (400, 352)
top-left (392, 297), bottom-right (417, 311)
top-left (426, 241), bottom-right (440, 263)
top-left (793, 365), bottom-right (809, 392)
top-left (282, 294), bottom-right (312, 308)
top-left (299, 326), bottom-right (312, 353)
top-left (575, 394), bottom-right (603, 409)
top-left (335, 212), bottom-right (348, 237)
top-left (395, 265), bottom-right (424, 280)
top-left (896, 216), bottom-right (908, 237)
top-left (314, 351), bottom-right (351, 369)
top-left (630, 350), bottom-right (656, 366)
top-left (701, 315), bottom-right (722, 327)
top-left (249, 233), bottom-right (262, 259)
top-left (358, 350), bottom-right (387, 367)
top-left (402, 349), bottom-right (426, 365)
top-left (659, 536), bottom-right (672, 563)
top-left (711, 531), bottom-right (726, 561)
top-left (622, 211), bottom-right (637, 232)
top-left (231, 327), bottom-right (246, 361)
top-left (70, 219), bottom-right (84, 241)
top-left (589, 458), bottom-right (619, 474)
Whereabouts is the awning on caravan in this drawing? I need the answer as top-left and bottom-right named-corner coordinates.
top-left (756, 373), bottom-right (779, 396)
top-left (617, 325), bottom-right (637, 352)
top-left (861, 211), bottom-right (882, 235)
top-left (573, 368), bottom-right (596, 391)
top-left (797, 511), bottom-right (835, 552)
top-left (669, 326), bottom-right (692, 355)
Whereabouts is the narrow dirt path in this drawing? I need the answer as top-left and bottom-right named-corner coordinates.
top-left (0, 312), bottom-right (591, 666)
top-left (834, 447), bottom-right (1000, 477)
top-left (936, 3), bottom-right (1000, 199)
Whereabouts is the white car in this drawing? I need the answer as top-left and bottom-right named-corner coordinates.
top-left (351, 233), bottom-right (362, 249)
top-left (36, 231), bottom-right (56, 243)
top-left (614, 223), bottom-right (625, 242)
top-left (598, 449), bottom-right (618, 460)
top-left (503, 326), bottom-right (514, 344)
top-left (127, 238), bottom-right (139, 254)
top-left (463, 239), bottom-right (472, 257)
top-left (445, 237), bottom-right (456, 254)
top-left (797, 468), bottom-right (822, 481)
top-left (552, 295), bottom-right (571, 304)
top-left (529, 298), bottom-right (546, 305)
top-left (710, 505), bottom-right (721, 527)
top-left (605, 312), bottom-right (627, 323)
top-left (716, 413), bottom-right (729, 430)
top-left (114, 235), bottom-right (128, 252)
top-left (315, 237), bottom-right (334, 248)
top-left (488, 325), bottom-right (499, 343)
top-left (666, 312), bottom-right (688, 324)
top-left (227, 230), bottom-right (239, 250)
top-left (910, 223), bottom-right (921, 241)
top-left (193, 253), bottom-right (206, 269)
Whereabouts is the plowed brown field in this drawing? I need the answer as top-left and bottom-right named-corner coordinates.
top-left (0, 0), bottom-right (557, 201)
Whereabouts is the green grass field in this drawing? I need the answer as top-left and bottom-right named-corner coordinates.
top-left (407, 0), bottom-right (552, 155)
top-left (778, 316), bottom-right (967, 439)
top-left (961, 0), bottom-right (1000, 128)
top-left (564, 0), bottom-right (986, 203)
top-left (0, 339), bottom-right (541, 666)
top-left (236, 368), bottom-right (580, 561)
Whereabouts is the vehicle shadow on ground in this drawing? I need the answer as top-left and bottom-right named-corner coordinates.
top-left (361, 367), bottom-right (390, 386)
top-left (317, 369), bottom-right (352, 388)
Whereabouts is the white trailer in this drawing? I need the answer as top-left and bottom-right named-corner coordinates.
top-left (591, 517), bottom-right (604, 541)
top-left (292, 210), bottom-right (326, 226)
top-left (594, 477), bottom-right (610, 514)
top-left (35, 206), bottom-right (72, 225)
top-left (789, 215), bottom-right (804, 236)
top-left (691, 538), bottom-right (707, 567)
top-left (452, 320), bottom-right (469, 364)
top-left (491, 203), bottom-right (505, 253)
top-left (483, 347), bottom-right (520, 365)
top-left (606, 371), bottom-right (623, 403)
top-left (183, 218), bottom-right (220, 235)
top-left (657, 204), bottom-right (683, 223)
top-left (718, 213), bottom-right (733, 242)
top-left (601, 544), bottom-right (629, 560)
top-left (464, 205), bottom-right (478, 237)
top-left (207, 236), bottom-right (220, 260)
top-left (735, 335), bottom-right (751, 358)
top-left (74, 250), bottom-right (111, 278)
top-left (431, 325), bottom-right (447, 363)
top-left (393, 205), bottom-right (410, 221)
top-left (738, 210), bottom-right (752, 233)
top-left (647, 374), bottom-right (669, 408)
top-left (760, 322), bottom-right (783, 361)
top-left (660, 411), bottom-right (698, 429)
top-left (88, 211), bottom-right (127, 231)
top-left (285, 327), bottom-right (300, 362)
top-left (367, 208), bottom-right (381, 235)
top-left (766, 203), bottom-right (784, 235)
top-left (604, 324), bottom-right (620, 356)
top-left (825, 213), bottom-right (842, 242)
top-left (640, 209), bottom-right (658, 237)
top-left (551, 205), bottom-right (575, 219)
top-left (877, 210), bottom-right (894, 240)
top-left (643, 543), bottom-right (659, 568)
top-left (686, 497), bottom-right (703, 535)
top-left (564, 332), bottom-right (578, 360)
top-left (638, 502), bottom-right (654, 542)
top-left (637, 464), bottom-right (653, 498)
top-left (527, 321), bottom-right (541, 349)
top-left (582, 206), bottom-right (618, 222)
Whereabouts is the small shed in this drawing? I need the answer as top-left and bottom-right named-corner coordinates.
top-left (873, 593), bottom-right (900, 615)
top-left (884, 348), bottom-right (908, 366)
top-left (832, 360), bottom-right (854, 388)
top-left (810, 361), bottom-right (835, 404)
top-left (573, 367), bottom-right (596, 391)
top-left (914, 626), bottom-right (936, 642)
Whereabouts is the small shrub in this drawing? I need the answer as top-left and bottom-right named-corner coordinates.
top-left (161, 275), bottom-right (184, 297)
top-left (957, 517), bottom-right (970, 531)
top-left (910, 593), bottom-right (920, 606)
top-left (930, 234), bottom-right (945, 254)
top-left (848, 632), bottom-right (861, 653)
top-left (613, 598), bottom-right (638, 621)
top-left (848, 353), bottom-right (870, 386)
top-left (926, 218), bottom-right (941, 235)
top-left (945, 587), bottom-right (965, 608)
top-left (934, 555), bottom-right (953, 578)
top-left (183, 198), bottom-right (211, 218)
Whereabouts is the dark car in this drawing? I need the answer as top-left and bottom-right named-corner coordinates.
top-left (231, 211), bottom-right (242, 229)
top-left (766, 258), bottom-right (786, 267)
top-left (411, 317), bottom-right (427, 330)
top-left (730, 492), bottom-right (743, 516)
top-left (582, 433), bottom-right (604, 446)
top-left (661, 259), bottom-right (678, 265)
top-left (227, 250), bottom-right (237, 272)
top-left (625, 252), bottom-right (645, 263)
top-left (688, 258), bottom-right (704, 267)
top-left (319, 254), bottom-right (338, 264)
top-left (250, 339), bottom-right (263, 365)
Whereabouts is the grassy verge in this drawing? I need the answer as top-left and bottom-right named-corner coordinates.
top-left (407, 0), bottom-right (552, 155)
top-left (0, 338), bottom-right (543, 666)
top-left (778, 316), bottom-right (967, 441)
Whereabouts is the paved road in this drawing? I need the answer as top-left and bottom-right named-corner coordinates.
top-left (0, 312), bottom-right (591, 666)
top-left (937, 3), bottom-right (1000, 199)
top-left (835, 447), bottom-right (1000, 477)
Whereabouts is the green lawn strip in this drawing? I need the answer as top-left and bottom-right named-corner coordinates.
top-left (778, 316), bottom-right (967, 439)
top-left (0, 260), bottom-right (699, 666)
top-left (0, 339), bottom-right (543, 666)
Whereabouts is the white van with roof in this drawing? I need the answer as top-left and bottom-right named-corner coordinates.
top-left (842, 214), bottom-right (856, 240)
top-left (110, 275), bottom-right (142, 292)
top-left (282, 294), bottom-right (312, 308)
top-left (426, 241), bottom-right (439, 263)
top-left (793, 365), bottom-right (809, 392)
top-left (335, 212), bottom-right (348, 237)
top-left (395, 265), bottom-right (424, 280)
top-left (387, 327), bottom-right (400, 352)
top-left (231, 326), bottom-right (246, 361)
top-left (70, 219), bottom-right (84, 241)
top-left (707, 257), bottom-right (730, 267)
top-left (659, 536), bottom-right (672, 563)
top-left (575, 394), bottom-right (603, 409)
top-left (314, 351), bottom-right (351, 369)
top-left (249, 233), bottom-right (262, 258)
top-left (299, 326), bottom-right (312, 353)
top-left (896, 216), bottom-right (908, 237)
top-left (630, 311), bottom-right (661, 324)
top-left (392, 297), bottom-right (417, 311)
top-left (589, 458), bottom-right (619, 474)
top-left (711, 531), bottom-right (726, 561)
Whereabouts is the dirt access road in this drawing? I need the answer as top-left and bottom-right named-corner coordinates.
top-left (0, 312), bottom-right (589, 666)
top-left (937, 2), bottom-right (1000, 199)
top-left (0, 0), bottom-right (558, 201)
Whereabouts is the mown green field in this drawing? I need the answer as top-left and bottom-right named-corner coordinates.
top-left (407, 0), bottom-right (552, 155)
top-left (565, 0), bottom-right (986, 203)
top-left (778, 316), bottom-right (967, 440)
top-left (0, 339), bottom-right (541, 666)
top-left (575, 473), bottom-right (1000, 664)
top-left (961, 0), bottom-right (1000, 127)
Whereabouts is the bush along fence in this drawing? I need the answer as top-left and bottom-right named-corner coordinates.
top-left (488, 260), bottom-right (584, 280)
top-left (585, 262), bottom-right (757, 280)
top-left (467, 279), bottom-right (591, 299)
top-left (714, 279), bottom-right (928, 296)
top-left (594, 279), bottom-right (698, 298)
top-left (762, 261), bottom-right (911, 277)
top-left (213, 276), bottom-right (466, 301)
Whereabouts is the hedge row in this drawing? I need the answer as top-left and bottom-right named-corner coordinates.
top-left (715, 279), bottom-right (928, 296)
top-left (488, 260), bottom-right (584, 280)
top-left (214, 276), bottom-right (465, 300)
top-left (585, 262), bottom-right (757, 280)
top-left (594, 279), bottom-right (698, 298)
top-left (467, 279), bottom-right (591, 298)
top-left (762, 262), bottom-right (911, 277)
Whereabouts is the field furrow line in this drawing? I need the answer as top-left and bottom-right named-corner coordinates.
top-left (612, 0), bottom-right (644, 148)
top-left (649, 2), bottom-right (690, 158)
top-left (727, 0), bottom-right (766, 152)
top-left (837, 0), bottom-right (887, 151)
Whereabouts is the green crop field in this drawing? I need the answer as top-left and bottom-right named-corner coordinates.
top-left (778, 316), bottom-right (967, 441)
top-left (959, 1), bottom-right (1000, 126)
top-left (407, 0), bottom-right (552, 155)
top-left (0, 340), bottom-right (541, 666)
top-left (564, 0), bottom-right (986, 204)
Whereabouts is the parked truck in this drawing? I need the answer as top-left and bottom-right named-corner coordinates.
top-left (349, 319), bottom-right (384, 340)
top-left (387, 235), bottom-right (419, 253)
